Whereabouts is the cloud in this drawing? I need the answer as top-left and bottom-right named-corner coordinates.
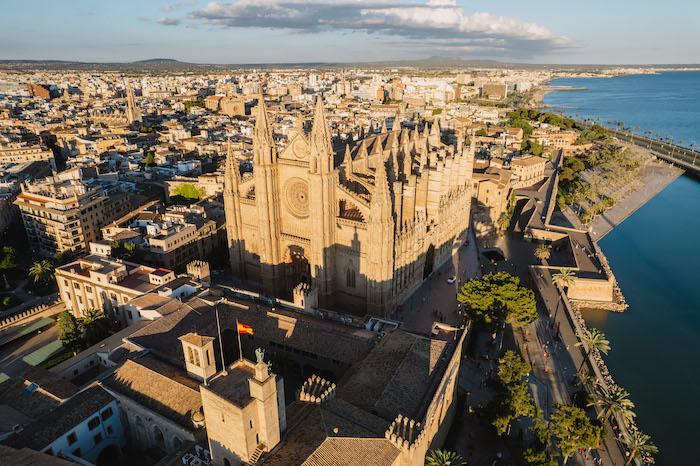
top-left (188, 0), bottom-right (570, 58)
top-left (158, 17), bottom-right (182, 26)
top-left (162, 1), bottom-right (198, 12)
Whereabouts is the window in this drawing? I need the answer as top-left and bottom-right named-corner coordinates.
top-left (93, 432), bottom-right (103, 445)
top-left (187, 346), bottom-right (195, 365)
top-left (205, 349), bottom-right (211, 366)
top-left (67, 431), bottom-right (78, 445)
top-left (101, 407), bottom-right (113, 421)
top-left (72, 448), bottom-right (81, 458)
top-left (346, 268), bottom-right (356, 288)
top-left (87, 416), bottom-right (100, 430)
top-left (249, 420), bottom-right (253, 429)
top-left (85, 285), bottom-right (92, 293)
top-left (106, 425), bottom-right (113, 435)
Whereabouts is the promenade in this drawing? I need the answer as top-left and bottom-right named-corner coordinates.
top-left (589, 159), bottom-right (683, 239)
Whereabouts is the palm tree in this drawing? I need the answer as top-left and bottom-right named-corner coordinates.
top-left (29, 259), bottom-right (54, 285)
top-left (588, 385), bottom-right (636, 426)
top-left (576, 370), bottom-right (597, 390)
top-left (425, 449), bottom-right (466, 466)
top-left (552, 267), bottom-right (575, 291)
top-left (550, 267), bottom-right (575, 326)
top-left (576, 328), bottom-right (610, 371)
top-left (622, 431), bottom-right (658, 466)
top-left (534, 244), bottom-right (551, 262)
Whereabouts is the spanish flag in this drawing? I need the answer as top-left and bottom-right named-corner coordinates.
top-left (237, 322), bottom-right (254, 335)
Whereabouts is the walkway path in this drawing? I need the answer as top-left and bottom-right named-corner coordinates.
top-left (588, 160), bottom-right (683, 239)
top-left (400, 225), bottom-right (481, 334)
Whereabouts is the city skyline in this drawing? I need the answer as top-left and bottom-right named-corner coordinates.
top-left (1, 0), bottom-right (699, 65)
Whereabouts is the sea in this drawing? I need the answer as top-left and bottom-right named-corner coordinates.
top-left (544, 71), bottom-right (700, 466)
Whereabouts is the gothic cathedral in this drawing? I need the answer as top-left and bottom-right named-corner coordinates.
top-left (224, 98), bottom-right (474, 316)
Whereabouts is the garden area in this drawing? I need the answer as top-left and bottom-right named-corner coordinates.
top-left (557, 143), bottom-right (648, 224)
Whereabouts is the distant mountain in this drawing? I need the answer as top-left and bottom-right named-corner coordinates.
top-left (0, 57), bottom-right (696, 72)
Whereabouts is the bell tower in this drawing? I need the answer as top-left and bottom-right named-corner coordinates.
top-left (252, 97), bottom-right (283, 295)
top-left (224, 140), bottom-right (246, 277)
top-left (307, 97), bottom-right (337, 307)
top-left (367, 153), bottom-right (395, 315)
top-left (179, 332), bottom-right (217, 383)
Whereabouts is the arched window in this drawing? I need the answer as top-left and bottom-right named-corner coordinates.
top-left (224, 459), bottom-right (231, 466)
top-left (172, 436), bottom-right (182, 451)
top-left (152, 425), bottom-right (165, 448)
top-left (346, 267), bottom-right (356, 288)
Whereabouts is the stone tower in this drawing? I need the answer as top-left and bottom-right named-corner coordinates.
top-left (366, 152), bottom-right (395, 313)
top-left (125, 82), bottom-right (141, 126)
top-left (252, 97), bottom-right (283, 295)
top-left (224, 140), bottom-right (246, 277)
top-left (307, 97), bottom-right (337, 308)
top-left (178, 332), bottom-right (217, 383)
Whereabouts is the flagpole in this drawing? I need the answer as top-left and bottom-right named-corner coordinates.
top-left (236, 319), bottom-right (243, 361)
top-left (216, 304), bottom-right (227, 376)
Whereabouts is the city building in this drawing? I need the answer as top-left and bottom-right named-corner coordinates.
top-left (14, 174), bottom-right (132, 257)
top-left (3, 385), bottom-right (126, 464)
top-left (224, 99), bottom-right (473, 316)
top-left (100, 202), bottom-right (222, 271)
top-left (55, 254), bottom-right (178, 319)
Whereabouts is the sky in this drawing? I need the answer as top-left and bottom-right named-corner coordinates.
top-left (0, 0), bottom-right (698, 65)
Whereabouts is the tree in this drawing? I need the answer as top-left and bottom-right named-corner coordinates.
top-left (0, 246), bottom-right (16, 270)
top-left (576, 328), bottom-right (610, 371)
top-left (172, 183), bottom-right (204, 202)
top-left (588, 385), bottom-right (636, 426)
top-left (144, 152), bottom-right (156, 166)
top-left (29, 259), bottom-right (54, 285)
top-left (122, 241), bottom-right (136, 258)
top-left (524, 448), bottom-right (558, 466)
top-left (550, 267), bottom-right (575, 326)
top-left (57, 311), bottom-right (83, 354)
top-left (82, 308), bottom-right (110, 346)
top-left (498, 350), bottom-right (530, 385)
top-left (550, 404), bottom-right (602, 464)
top-left (425, 449), bottom-right (466, 466)
top-left (622, 431), bottom-right (658, 466)
top-left (552, 267), bottom-right (575, 291)
top-left (491, 351), bottom-right (535, 435)
top-left (457, 272), bottom-right (536, 328)
top-left (534, 244), bottom-right (551, 262)
top-left (522, 139), bottom-right (544, 156)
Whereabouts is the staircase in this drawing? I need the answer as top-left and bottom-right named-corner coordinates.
top-left (247, 444), bottom-right (266, 465)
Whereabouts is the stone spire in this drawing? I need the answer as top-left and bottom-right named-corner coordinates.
top-left (380, 119), bottom-right (388, 133)
top-left (343, 144), bottom-right (353, 175)
top-left (309, 96), bottom-right (334, 174)
top-left (253, 97), bottom-right (276, 165)
top-left (224, 140), bottom-right (240, 192)
top-left (371, 153), bottom-right (393, 220)
top-left (429, 118), bottom-right (441, 146)
top-left (125, 82), bottom-right (141, 125)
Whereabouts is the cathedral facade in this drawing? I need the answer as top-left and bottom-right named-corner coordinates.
top-left (224, 98), bottom-right (474, 316)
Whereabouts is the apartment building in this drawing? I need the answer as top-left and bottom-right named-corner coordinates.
top-left (0, 144), bottom-right (56, 170)
top-left (55, 254), bottom-right (177, 318)
top-left (101, 203), bottom-right (221, 271)
top-left (14, 176), bottom-right (131, 257)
